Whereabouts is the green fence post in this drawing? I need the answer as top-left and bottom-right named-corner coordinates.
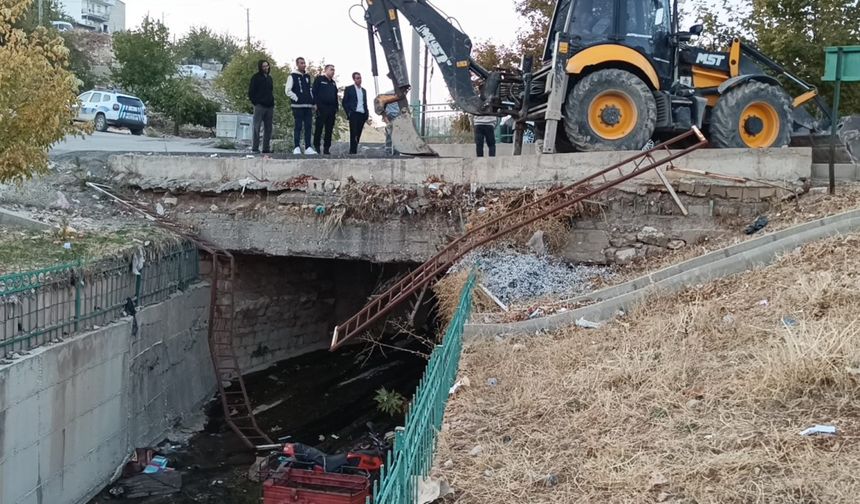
top-left (73, 263), bottom-right (81, 331)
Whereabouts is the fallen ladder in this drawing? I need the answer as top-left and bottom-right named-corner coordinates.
top-left (85, 183), bottom-right (272, 450)
top-left (330, 127), bottom-right (708, 350)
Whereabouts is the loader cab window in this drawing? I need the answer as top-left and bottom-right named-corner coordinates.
top-left (621, 0), bottom-right (671, 49)
top-left (570, 0), bottom-right (616, 41)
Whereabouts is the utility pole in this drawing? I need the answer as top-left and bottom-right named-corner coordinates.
top-left (38, 0), bottom-right (43, 26)
top-left (421, 44), bottom-right (429, 137)
top-left (410, 29), bottom-right (421, 127)
top-left (245, 8), bottom-right (251, 49)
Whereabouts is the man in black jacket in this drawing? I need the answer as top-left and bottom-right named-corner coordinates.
top-left (248, 60), bottom-right (274, 153)
top-left (342, 72), bottom-right (369, 155)
top-left (312, 64), bottom-right (338, 155)
top-left (285, 57), bottom-right (316, 155)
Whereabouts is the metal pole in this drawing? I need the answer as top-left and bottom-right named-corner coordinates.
top-left (246, 8), bottom-right (251, 49)
top-left (421, 44), bottom-right (429, 137)
top-left (829, 48), bottom-right (843, 195)
top-left (410, 29), bottom-right (421, 125)
top-left (38, 0), bottom-right (43, 26)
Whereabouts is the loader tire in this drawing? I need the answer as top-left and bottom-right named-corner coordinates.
top-left (710, 80), bottom-right (792, 149)
top-left (563, 69), bottom-right (656, 151)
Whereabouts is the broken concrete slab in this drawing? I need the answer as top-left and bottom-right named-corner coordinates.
top-left (0, 207), bottom-right (52, 231)
top-left (108, 147), bottom-right (813, 193)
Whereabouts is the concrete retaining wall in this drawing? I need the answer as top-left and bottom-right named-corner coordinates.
top-left (465, 209), bottom-right (860, 339)
top-left (231, 255), bottom-right (391, 374)
top-left (109, 147), bottom-right (812, 193)
top-left (0, 283), bottom-right (214, 504)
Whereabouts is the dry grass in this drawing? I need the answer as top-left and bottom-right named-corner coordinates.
top-left (436, 234), bottom-right (860, 503)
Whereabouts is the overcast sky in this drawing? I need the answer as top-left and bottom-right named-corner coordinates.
top-left (125, 0), bottom-right (523, 104)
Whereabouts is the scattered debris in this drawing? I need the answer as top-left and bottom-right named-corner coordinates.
top-left (52, 191), bottom-right (71, 210)
top-left (745, 215), bottom-right (769, 235)
top-left (451, 248), bottom-right (611, 305)
top-left (416, 475), bottom-right (454, 504)
top-left (800, 424), bottom-right (837, 436)
top-left (782, 316), bottom-right (800, 328)
top-left (486, 378), bottom-right (498, 387)
top-left (527, 230), bottom-right (546, 255)
top-left (575, 317), bottom-right (601, 329)
top-left (468, 445), bottom-right (483, 457)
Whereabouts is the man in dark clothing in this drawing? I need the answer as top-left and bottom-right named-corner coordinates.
top-left (312, 64), bottom-right (338, 155)
top-left (248, 60), bottom-right (274, 153)
top-left (342, 72), bottom-right (369, 155)
top-left (285, 57), bottom-right (316, 155)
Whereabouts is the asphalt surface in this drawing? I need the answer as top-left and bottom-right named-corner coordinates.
top-left (52, 130), bottom-right (224, 154)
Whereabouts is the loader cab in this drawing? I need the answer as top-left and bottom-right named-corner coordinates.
top-left (545, 0), bottom-right (674, 85)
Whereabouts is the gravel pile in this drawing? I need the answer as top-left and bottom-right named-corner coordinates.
top-left (451, 248), bottom-right (612, 305)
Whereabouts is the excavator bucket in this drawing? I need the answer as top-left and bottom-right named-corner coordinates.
top-left (389, 112), bottom-right (438, 157)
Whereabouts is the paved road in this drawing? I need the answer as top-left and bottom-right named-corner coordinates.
top-left (52, 131), bottom-right (224, 154)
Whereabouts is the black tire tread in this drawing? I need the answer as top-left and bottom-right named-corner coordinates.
top-left (710, 80), bottom-right (792, 148)
top-left (563, 69), bottom-right (657, 151)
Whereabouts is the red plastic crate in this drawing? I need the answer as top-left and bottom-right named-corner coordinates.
top-left (263, 467), bottom-right (371, 504)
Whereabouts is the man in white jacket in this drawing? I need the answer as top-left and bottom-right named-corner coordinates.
top-left (285, 57), bottom-right (317, 155)
top-left (473, 115), bottom-right (498, 157)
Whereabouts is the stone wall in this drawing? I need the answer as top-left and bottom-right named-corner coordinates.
top-left (0, 283), bottom-right (213, 504)
top-left (231, 255), bottom-right (389, 373)
top-left (560, 189), bottom-right (772, 264)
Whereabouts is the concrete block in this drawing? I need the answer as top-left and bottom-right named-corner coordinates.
top-left (709, 185), bottom-right (727, 198)
top-left (560, 229), bottom-right (611, 264)
top-left (725, 187), bottom-right (743, 200)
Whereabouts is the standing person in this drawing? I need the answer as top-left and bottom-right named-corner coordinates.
top-left (376, 90), bottom-right (401, 156)
top-left (342, 72), bottom-right (369, 155)
top-left (247, 60), bottom-right (275, 154)
top-left (473, 114), bottom-right (498, 157)
top-left (312, 64), bottom-right (338, 155)
top-left (285, 57), bottom-right (316, 155)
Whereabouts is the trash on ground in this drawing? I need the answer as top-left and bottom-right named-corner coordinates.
top-left (782, 316), bottom-right (800, 328)
top-left (450, 248), bottom-right (612, 305)
top-left (415, 475), bottom-right (454, 504)
top-left (576, 317), bottom-right (601, 329)
top-left (745, 215), bottom-right (769, 235)
top-left (758, 299), bottom-right (769, 307)
top-left (487, 378), bottom-right (498, 387)
top-left (800, 424), bottom-right (837, 436)
top-left (108, 448), bottom-right (181, 498)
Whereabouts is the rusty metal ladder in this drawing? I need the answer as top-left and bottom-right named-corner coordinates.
top-left (330, 128), bottom-right (708, 350)
top-left (84, 182), bottom-right (271, 450)
top-left (206, 250), bottom-right (272, 449)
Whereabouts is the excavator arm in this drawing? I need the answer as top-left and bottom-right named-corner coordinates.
top-left (364, 0), bottom-right (492, 115)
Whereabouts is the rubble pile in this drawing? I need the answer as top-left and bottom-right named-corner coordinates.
top-left (452, 248), bottom-right (612, 305)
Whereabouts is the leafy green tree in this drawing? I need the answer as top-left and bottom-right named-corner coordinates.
top-left (177, 26), bottom-right (239, 66)
top-left (1, 0), bottom-right (85, 183)
top-left (13, 0), bottom-right (71, 31)
top-left (750, 0), bottom-right (860, 113)
top-left (152, 78), bottom-right (220, 134)
top-left (217, 46), bottom-right (294, 139)
top-left (112, 16), bottom-right (176, 103)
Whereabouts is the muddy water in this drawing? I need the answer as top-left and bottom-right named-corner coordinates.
top-left (90, 346), bottom-right (425, 504)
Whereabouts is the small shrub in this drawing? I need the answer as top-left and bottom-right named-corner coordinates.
top-left (374, 387), bottom-right (406, 417)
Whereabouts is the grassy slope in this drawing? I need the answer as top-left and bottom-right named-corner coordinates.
top-left (438, 234), bottom-right (860, 503)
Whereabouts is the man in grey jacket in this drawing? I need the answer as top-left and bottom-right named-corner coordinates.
top-left (285, 57), bottom-right (317, 155)
top-left (473, 115), bottom-right (498, 157)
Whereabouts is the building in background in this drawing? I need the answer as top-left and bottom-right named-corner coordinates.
top-left (60, 0), bottom-right (126, 33)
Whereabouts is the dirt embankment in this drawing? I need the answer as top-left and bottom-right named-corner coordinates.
top-left (437, 233), bottom-right (860, 503)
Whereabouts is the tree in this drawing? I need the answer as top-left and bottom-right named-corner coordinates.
top-left (1, 0), bottom-right (85, 183)
top-left (152, 78), bottom-right (220, 135)
top-left (513, 0), bottom-right (554, 60)
top-left (472, 40), bottom-right (520, 70)
top-left (216, 46), bottom-right (294, 139)
top-left (60, 31), bottom-right (96, 91)
top-left (112, 16), bottom-right (176, 103)
top-left (13, 0), bottom-right (71, 32)
top-left (177, 26), bottom-right (239, 66)
top-left (749, 0), bottom-right (860, 114)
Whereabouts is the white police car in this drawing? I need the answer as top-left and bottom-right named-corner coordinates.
top-left (75, 89), bottom-right (148, 135)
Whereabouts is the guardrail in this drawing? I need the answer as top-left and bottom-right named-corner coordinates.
top-left (0, 242), bottom-right (200, 358)
top-left (371, 271), bottom-right (476, 504)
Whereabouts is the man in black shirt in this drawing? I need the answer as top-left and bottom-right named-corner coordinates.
top-left (248, 60), bottom-right (274, 153)
top-left (312, 64), bottom-right (338, 155)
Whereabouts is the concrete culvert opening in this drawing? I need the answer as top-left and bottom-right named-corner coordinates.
top-left (90, 253), bottom-right (442, 504)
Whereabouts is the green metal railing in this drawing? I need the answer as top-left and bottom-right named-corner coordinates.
top-left (0, 242), bottom-right (200, 358)
top-left (371, 271), bottom-right (476, 504)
